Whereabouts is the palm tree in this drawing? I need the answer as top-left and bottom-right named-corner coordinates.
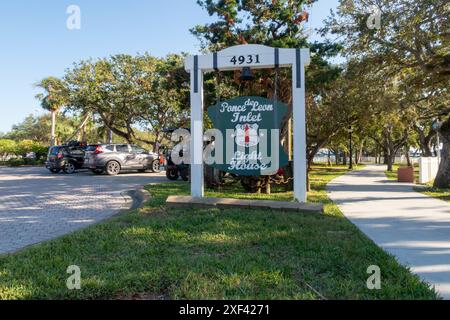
top-left (35, 77), bottom-right (69, 146)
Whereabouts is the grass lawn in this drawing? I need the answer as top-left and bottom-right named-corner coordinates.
top-left (0, 165), bottom-right (438, 300)
top-left (416, 184), bottom-right (450, 203)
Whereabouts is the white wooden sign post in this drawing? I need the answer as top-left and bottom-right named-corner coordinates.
top-left (185, 44), bottom-right (310, 203)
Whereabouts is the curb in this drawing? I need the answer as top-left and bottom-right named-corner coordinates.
top-left (123, 188), bottom-right (151, 211)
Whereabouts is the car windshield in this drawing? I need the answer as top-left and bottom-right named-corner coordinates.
top-left (48, 147), bottom-right (63, 155)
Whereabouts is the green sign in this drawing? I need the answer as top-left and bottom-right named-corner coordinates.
top-left (207, 96), bottom-right (289, 176)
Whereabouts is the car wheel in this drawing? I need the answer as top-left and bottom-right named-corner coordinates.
top-left (63, 162), bottom-right (76, 174)
top-left (49, 168), bottom-right (61, 174)
top-left (180, 168), bottom-right (189, 181)
top-left (91, 169), bottom-right (104, 175)
top-left (105, 161), bottom-right (121, 176)
top-left (166, 169), bottom-right (179, 181)
top-left (150, 160), bottom-right (161, 173)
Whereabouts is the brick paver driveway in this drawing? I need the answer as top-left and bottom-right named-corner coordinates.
top-left (0, 167), bottom-right (168, 255)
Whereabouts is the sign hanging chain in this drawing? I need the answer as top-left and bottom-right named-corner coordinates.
top-left (215, 69), bottom-right (222, 104)
top-left (274, 66), bottom-right (279, 102)
top-left (213, 52), bottom-right (221, 104)
top-left (274, 47), bottom-right (280, 102)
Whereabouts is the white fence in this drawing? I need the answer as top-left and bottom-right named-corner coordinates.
top-left (359, 156), bottom-right (420, 165)
top-left (419, 157), bottom-right (439, 184)
top-left (312, 155), bottom-right (420, 165)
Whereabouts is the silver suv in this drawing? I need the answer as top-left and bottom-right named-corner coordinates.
top-left (84, 144), bottom-right (160, 175)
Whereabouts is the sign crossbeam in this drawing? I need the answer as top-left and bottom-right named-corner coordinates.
top-left (185, 44), bottom-right (310, 203)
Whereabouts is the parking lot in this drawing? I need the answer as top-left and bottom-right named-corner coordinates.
top-left (0, 166), bottom-right (168, 255)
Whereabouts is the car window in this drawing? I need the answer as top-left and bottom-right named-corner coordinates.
top-left (85, 145), bottom-right (99, 152)
top-left (49, 147), bottom-right (59, 155)
top-left (105, 145), bottom-right (115, 152)
top-left (116, 145), bottom-right (130, 153)
top-left (131, 145), bottom-right (146, 154)
top-left (49, 147), bottom-right (66, 155)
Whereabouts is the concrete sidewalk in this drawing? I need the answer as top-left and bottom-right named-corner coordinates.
top-left (327, 165), bottom-right (450, 299)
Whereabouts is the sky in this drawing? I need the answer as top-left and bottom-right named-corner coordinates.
top-left (0, 0), bottom-right (339, 133)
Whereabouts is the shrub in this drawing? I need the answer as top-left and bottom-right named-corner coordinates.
top-left (0, 139), bottom-right (48, 164)
top-left (0, 158), bottom-right (45, 167)
top-left (33, 144), bottom-right (49, 160)
top-left (0, 139), bottom-right (17, 160)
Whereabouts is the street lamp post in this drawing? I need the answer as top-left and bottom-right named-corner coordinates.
top-left (348, 125), bottom-right (354, 170)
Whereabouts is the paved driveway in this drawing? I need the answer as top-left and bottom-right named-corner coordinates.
top-left (0, 167), bottom-right (168, 255)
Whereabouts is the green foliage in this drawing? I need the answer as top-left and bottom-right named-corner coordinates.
top-left (324, 0), bottom-right (449, 92)
top-left (5, 114), bottom-right (92, 146)
top-left (64, 53), bottom-right (189, 150)
top-left (0, 139), bottom-right (17, 158)
top-left (0, 139), bottom-right (47, 164)
top-left (5, 115), bottom-right (49, 142)
top-left (192, 0), bottom-right (316, 50)
top-left (137, 54), bottom-right (190, 148)
top-left (35, 77), bottom-right (69, 113)
top-left (320, 0), bottom-right (448, 173)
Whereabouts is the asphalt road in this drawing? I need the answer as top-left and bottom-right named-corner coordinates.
top-left (0, 166), bottom-right (168, 255)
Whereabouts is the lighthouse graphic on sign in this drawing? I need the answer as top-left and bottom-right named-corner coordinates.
top-left (235, 123), bottom-right (259, 147)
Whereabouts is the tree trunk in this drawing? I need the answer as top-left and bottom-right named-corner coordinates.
top-left (50, 110), bottom-right (56, 146)
top-left (66, 114), bottom-right (91, 145)
top-left (405, 145), bottom-right (412, 167)
top-left (306, 170), bottom-right (310, 192)
top-left (205, 166), bottom-right (222, 189)
top-left (108, 130), bottom-right (113, 144)
top-left (434, 117), bottom-right (450, 188)
top-left (383, 150), bottom-right (388, 165)
top-left (375, 146), bottom-right (379, 164)
top-left (355, 143), bottom-right (362, 165)
top-left (386, 139), bottom-right (394, 172)
top-left (307, 156), bottom-right (314, 172)
top-left (307, 140), bottom-right (328, 171)
top-left (264, 176), bottom-right (271, 194)
top-left (415, 125), bottom-right (435, 157)
top-left (342, 152), bottom-right (347, 165)
top-left (153, 131), bottom-right (161, 153)
top-left (386, 153), bottom-right (394, 172)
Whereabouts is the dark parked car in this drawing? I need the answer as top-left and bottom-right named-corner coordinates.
top-left (84, 144), bottom-right (160, 175)
top-left (45, 144), bottom-right (86, 174)
top-left (165, 149), bottom-right (189, 181)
